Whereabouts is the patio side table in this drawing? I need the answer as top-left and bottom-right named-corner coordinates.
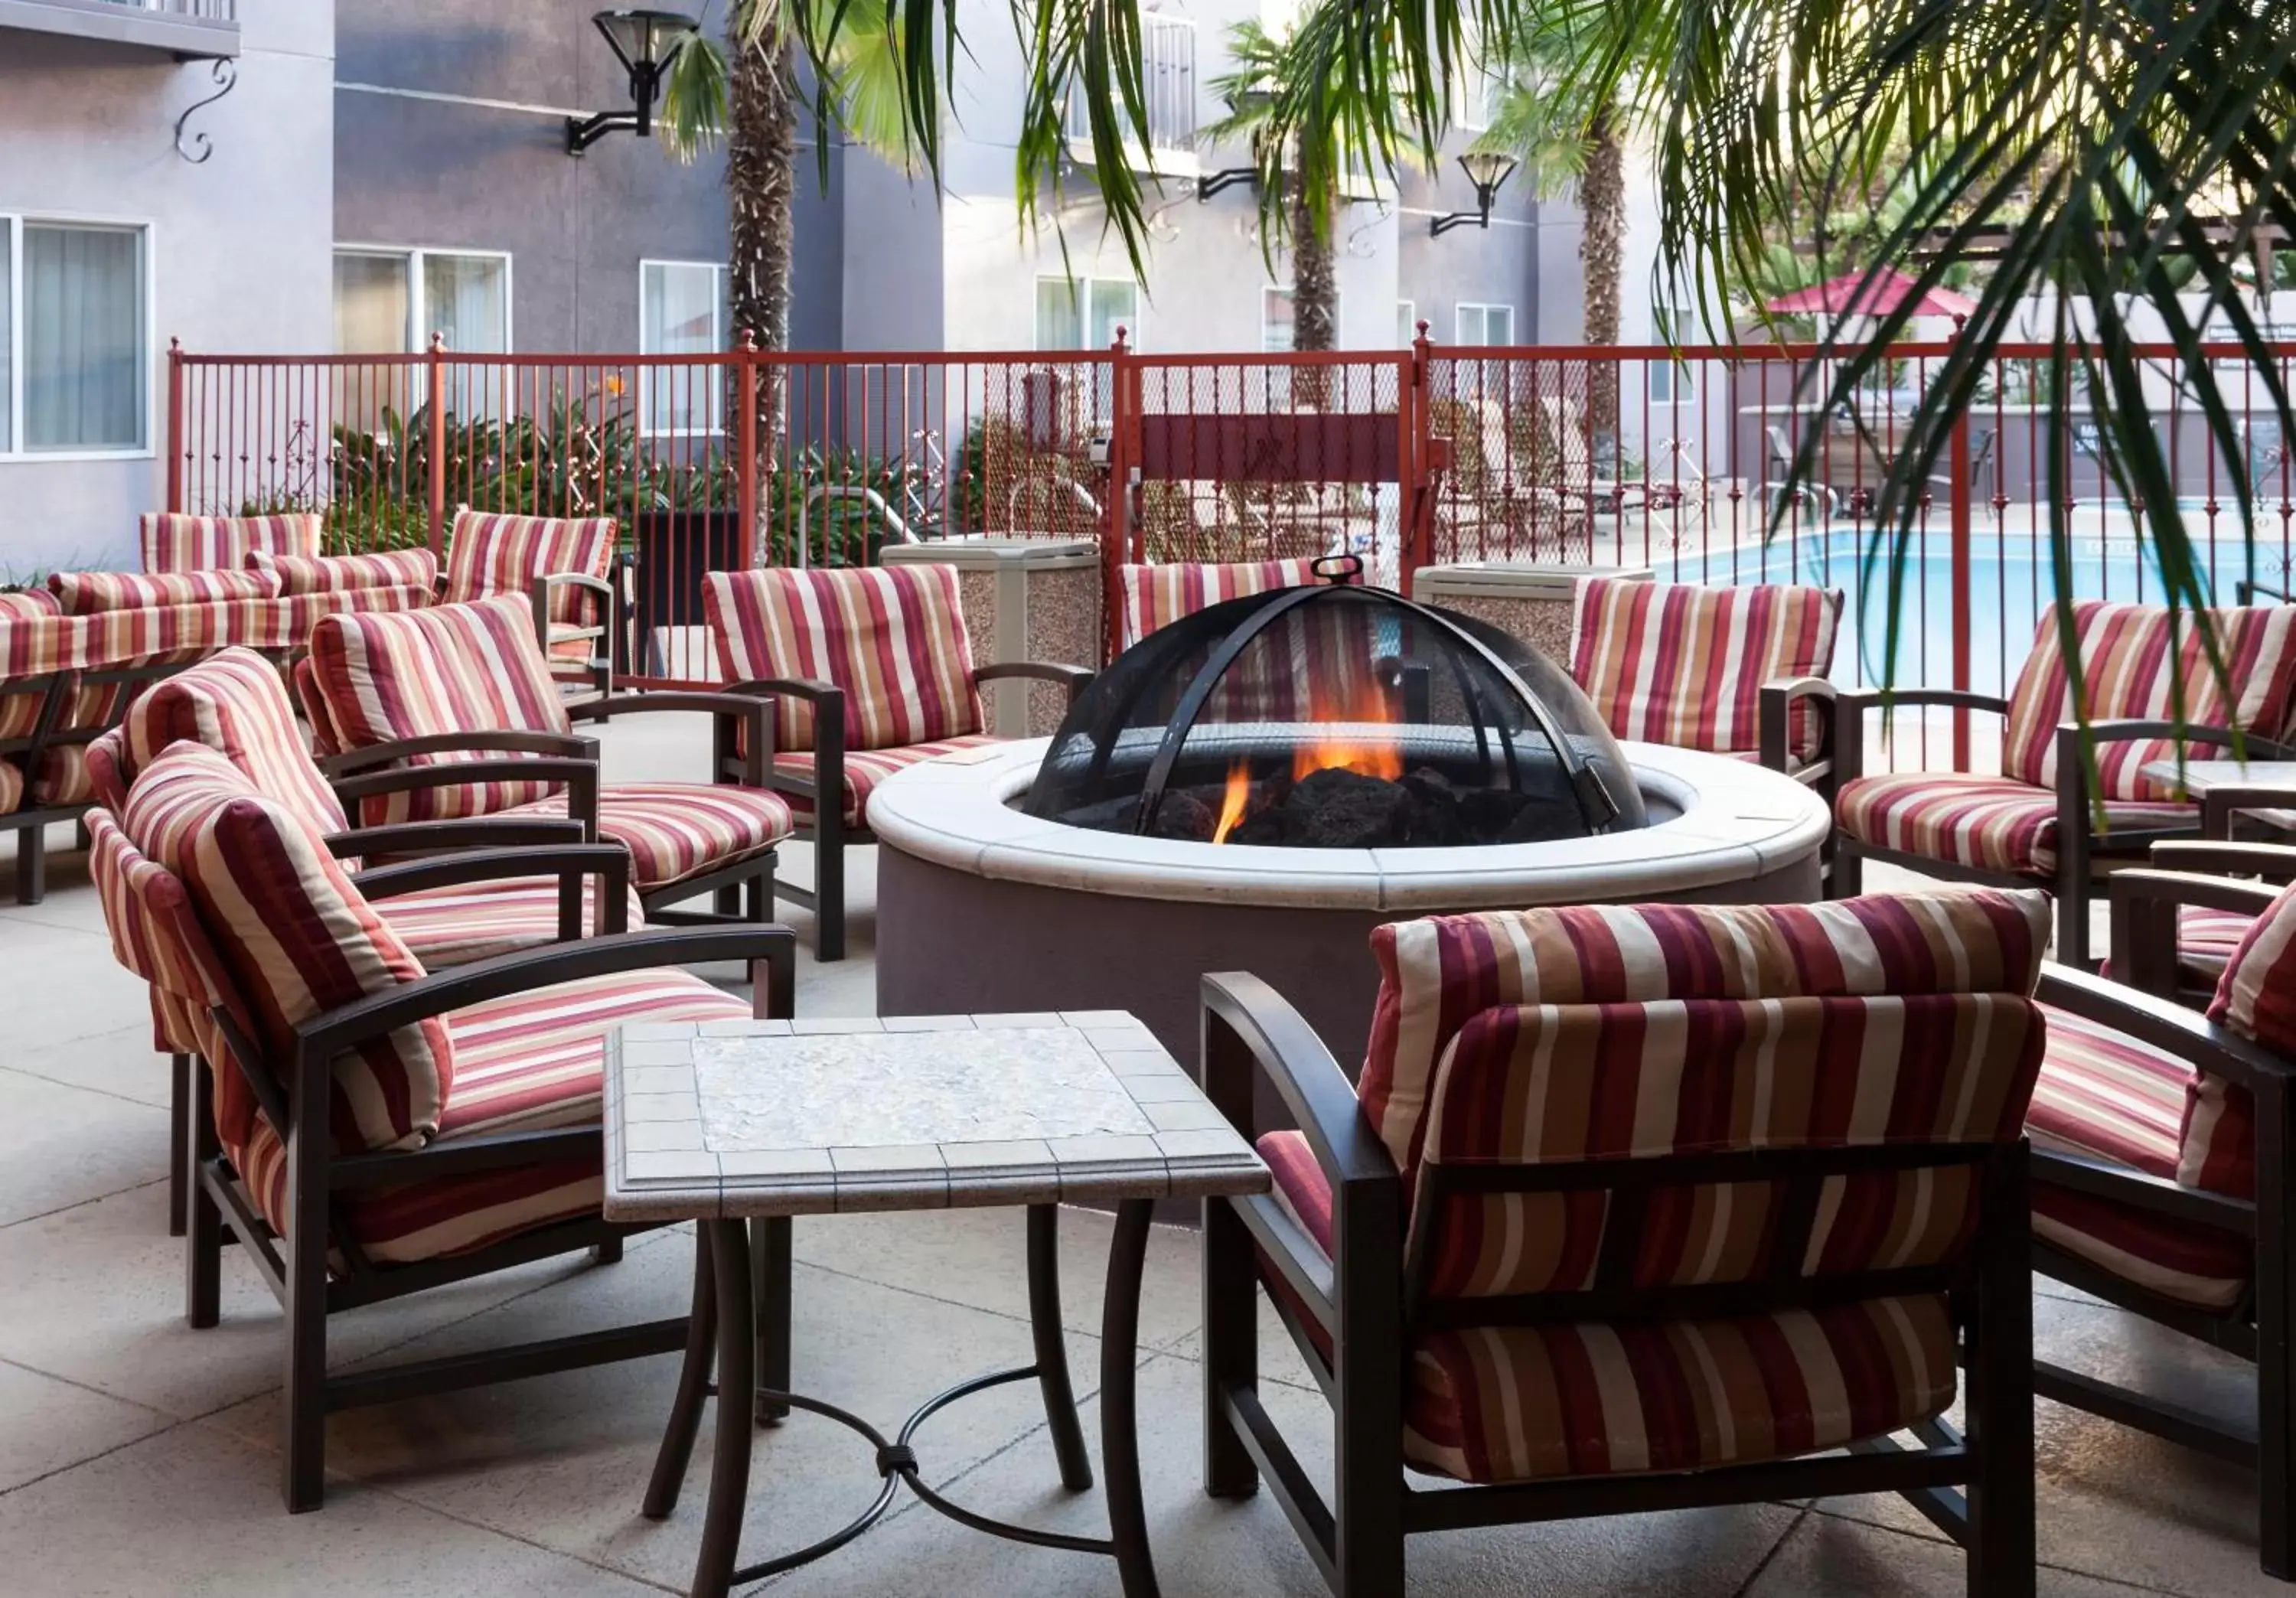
top-left (2138, 758), bottom-right (2296, 839)
top-left (602, 1011), bottom-right (1270, 1598)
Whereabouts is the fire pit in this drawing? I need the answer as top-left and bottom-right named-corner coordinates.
top-left (871, 583), bottom-right (1830, 1068)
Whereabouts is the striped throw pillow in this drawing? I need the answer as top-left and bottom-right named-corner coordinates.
top-left (119, 742), bottom-right (451, 1153)
top-left (139, 512), bottom-right (322, 574)
top-left (1570, 577), bottom-right (1841, 760)
top-left (251, 546), bottom-right (439, 597)
top-left (0, 587), bottom-right (61, 621)
top-left (305, 595), bottom-right (574, 824)
top-left (49, 566), bottom-right (282, 615)
top-left (2002, 601), bottom-right (2296, 801)
top-left (2190, 879), bottom-right (2296, 1200)
top-left (122, 647), bottom-right (347, 837)
top-left (704, 564), bottom-right (982, 752)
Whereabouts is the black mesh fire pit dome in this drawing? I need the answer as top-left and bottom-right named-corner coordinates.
top-left (1028, 579), bottom-right (1647, 850)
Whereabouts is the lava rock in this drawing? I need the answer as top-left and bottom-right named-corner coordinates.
top-left (1457, 786), bottom-right (1533, 843)
top-left (1400, 766), bottom-right (1466, 846)
top-left (1285, 766), bottom-right (1414, 848)
top-left (1143, 788), bottom-right (1216, 841)
top-left (1498, 792), bottom-right (1586, 844)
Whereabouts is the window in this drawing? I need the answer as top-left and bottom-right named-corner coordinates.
top-left (1455, 303), bottom-right (1515, 347)
top-left (1034, 275), bottom-right (1139, 351)
top-left (0, 217), bottom-right (149, 455)
top-left (640, 260), bottom-right (727, 435)
top-left (1649, 304), bottom-right (1697, 404)
top-left (1397, 300), bottom-right (1417, 347)
top-left (332, 248), bottom-right (510, 355)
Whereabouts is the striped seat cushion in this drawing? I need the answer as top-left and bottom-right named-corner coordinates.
top-left (703, 565), bottom-right (983, 752)
top-left (376, 876), bottom-right (650, 968)
top-left (122, 647), bottom-right (347, 836)
top-left (1570, 577), bottom-right (1841, 760)
top-left (2099, 905), bottom-right (2255, 991)
top-left (236, 967), bottom-right (747, 1266)
top-left (306, 596), bottom-right (575, 824)
top-left (440, 510), bottom-right (615, 647)
top-left (250, 547), bottom-right (439, 596)
top-left (1836, 772), bottom-right (2194, 876)
top-left (2001, 601), bottom-right (2296, 801)
top-left (0, 760), bottom-right (20, 816)
top-left (139, 512), bottom-right (321, 574)
top-left (2027, 1002), bottom-right (2252, 1309)
top-left (1255, 1132), bottom-right (1956, 1483)
top-left (119, 743), bottom-right (450, 1155)
top-left (0, 588), bottom-right (62, 620)
top-left (27, 744), bottom-right (95, 807)
top-left (49, 567), bottom-right (281, 615)
top-left (0, 670), bottom-right (119, 742)
top-left (768, 735), bottom-right (1001, 827)
top-left (1116, 559), bottom-right (1320, 648)
top-left (502, 782), bottom-right (792, 891)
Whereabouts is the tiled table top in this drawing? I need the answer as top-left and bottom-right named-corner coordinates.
top-left (602, 1011), bottom-right (1270, 1221)
top-left (2138, 758), bottom-right (2296, 794)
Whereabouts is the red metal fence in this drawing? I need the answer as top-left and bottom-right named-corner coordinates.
top-left (170, 334), bottom-right (2296, 749)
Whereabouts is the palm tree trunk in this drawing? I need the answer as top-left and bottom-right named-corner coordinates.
top-left (727, 21), bottom-right (797, 559)
top-left (1580, 104), bottom-right (1626, 465)
top-left (1291, 184), bottom-right (1338, 408)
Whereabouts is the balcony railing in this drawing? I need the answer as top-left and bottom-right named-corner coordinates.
top-left (0, 0), bottom-right (237, 56)
top-left (1062, 16), bottom-right (1197, 168)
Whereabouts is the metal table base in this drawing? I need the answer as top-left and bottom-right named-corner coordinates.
top-left (645, 1202), bottom-right (1160, 1598)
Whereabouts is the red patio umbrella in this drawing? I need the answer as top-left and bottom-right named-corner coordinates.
top-left (1766, 267), bottom-right (1976, 319)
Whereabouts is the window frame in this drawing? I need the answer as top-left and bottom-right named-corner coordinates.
top-left (1032, 274), bottom-right (1143, 353)
top-left (1454, 302), bottom-right (1517, 347)
top-left (332, 243), bottom-right (515, 356)
top-left (637, 258), bottom-right (729, 439)
top-left (0, 211), bottom-right (156, 462)
top-left (1397, 298), bottom-right (1418, 347)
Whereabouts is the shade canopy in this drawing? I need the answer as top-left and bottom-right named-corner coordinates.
top-left (1765, 268), bottom-right (1976, 319)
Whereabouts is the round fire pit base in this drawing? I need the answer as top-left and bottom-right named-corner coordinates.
top-left (869, 740), bottom-right (1829, 1073)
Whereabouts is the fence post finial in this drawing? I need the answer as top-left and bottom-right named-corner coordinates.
top-left (429, 331), bottom-right (448, 354)
top-left (1112, 324), bottom-right (1130, 354)
top-left (736, 327), bottom-right (758, 352)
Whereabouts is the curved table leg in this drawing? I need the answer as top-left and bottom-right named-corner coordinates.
top-left (1101, 1198), bottom-right (1161, 1598)
top-left (643, 1228), bottom-right (718, 1521)
top-left (752, 1216), bottom-right (791, 1426)
top-left (692, 1218), bottom-right (756, 1598)
top-left (1028, 1203), bottom-right (1094, 1491)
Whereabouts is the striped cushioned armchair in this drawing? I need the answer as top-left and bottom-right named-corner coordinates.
top-left (2018, 858), bottom-right (2296, 1578)
top-left (703, 563), bottom-right (1094, 960)
top-left (92, 740), bottom-right (797, 1513)
top-left (1201, 891), bottom-right (2048, 1596)
top-left (441, 509), bottom-right (620, 694)
top-left (1831, 600), bottom-right (2296, 965)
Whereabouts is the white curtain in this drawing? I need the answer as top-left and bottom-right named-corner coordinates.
top-left (0, 232), bottom-right (11, 450)
top-left (641, 262), bottom-right (722, 434)
top-left (425, 253), bottom-right (507, 419)
top-left (24, 225), bottom-right (142, 451)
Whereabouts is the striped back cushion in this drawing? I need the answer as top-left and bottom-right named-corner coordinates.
top-left (1364, 890), bottom-right (2053, 1182)
top-left (2002, 602), bottom-right (2296, 800)
top-left (86, 728), bottom-right (129, 810)
top-left (441, 510), bottom-right (615, 628)
top-left (140, 513), bottom-right (321, 574)
top-left (291, 656), bottom-right (344, 756)
top-left (0, 588), bottom-right (62, 620)
top-left (122, 647), bottom-right (347, 836)
top-left (1415, 990), bottom-right (2045, 1298)
top-left (1117, 559), bottom-right (1321, 649)
top-left (1570, 578), bottom-right (1841, 758)
top-left (305, 596), bottom-right (573, 823)
top-left (703, 564), bottom-right (981, 752)
top-left (2192, 880), bottom-right (2296, 1199)
top-left (120, 743), bottom-right (449, 1154)
top-left (86, 807), bottom-right (251, 1114)
top-left (251, 547), bottom-right (438, 596)
top-left (49, 567), bottom-right (281, 616)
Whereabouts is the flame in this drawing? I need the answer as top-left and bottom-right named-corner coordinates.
top-left (1292, 675), bottom-right (1404, 784)
top-left (1212, 761), bottom-right (1251, 844)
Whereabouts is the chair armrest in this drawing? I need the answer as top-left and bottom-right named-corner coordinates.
top-left (566, 690), bottom-right (775, 784)
top-left (2075, 718), bottom-right (2294, 758)
top-left (2150, 840), bottom-right (2296, 881)
top-left (1834, 686), bottom-right (2013, 717)
top-left (322, 817), bottom-right (587, 859)
top-left (2106, 867), bottom-right (2278, 997)
top-left (1758, 676), bottom-right (1835, 786)
top-left (333, 1125), bottom-right (604, 1190)
top-left (1201, 973), bottom-right (1396, 1193)
top-left (319, 729), bottom-right (599, 775)
top-left (2111, 866), bottom-right (2281, 919)
top-left (2038, 962), bottom-right (2294, 1093)
top-left (723, 677), bottom-right (843, 801)
top-left (974, 660), bottom-right (1097, 706)
top-left (726, 675), bottom-right (841, 706)
top-left (2032, 1146), bottom-right (2256, 1234)
top-left (332, 758), bottom-right (601, 839)
top-left (295, 924), bottom-right (799, 1065)
top-left (351, 843), bottom-right (632, 941)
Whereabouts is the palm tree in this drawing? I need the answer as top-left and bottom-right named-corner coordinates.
top-left (1206, 22), bottom-right (1339, 367)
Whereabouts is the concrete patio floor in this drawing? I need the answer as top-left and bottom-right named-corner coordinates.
top-left (0, 719), bottom-right (2280, 1596)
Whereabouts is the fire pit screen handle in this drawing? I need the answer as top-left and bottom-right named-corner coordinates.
top-left (1312, 554), bottom-right (1364, 585)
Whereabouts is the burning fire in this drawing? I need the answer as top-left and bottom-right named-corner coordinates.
top-left (1212, 761), bottom-right (1251, 844)
top-left (1291, 675), bottom-right (1404, 784)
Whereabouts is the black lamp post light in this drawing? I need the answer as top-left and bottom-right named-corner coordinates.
top-left (1195, 88), bottom-right (1274, 201)
top-left (1430, 151), bottom-right (1520, 236)
top-left (566, 9), bottom-right (699, 155)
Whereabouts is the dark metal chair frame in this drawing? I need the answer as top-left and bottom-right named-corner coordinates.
top-left (319, 686), bottom-right (783, 928)
top-left (3, 660), bottom-right (188, 902)
top-left (1803, 676), bottom-right (2291, 966)
top-left (2032, 864), bottom-right (2296, 1579)
top-left (1197, 970), bottom-right (2037, 1598)
top-left (181, 856), bottom-right (797, 1513)
top-left (716, 661), bottom-right (1096, 960)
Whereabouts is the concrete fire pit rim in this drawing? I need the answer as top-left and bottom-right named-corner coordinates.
top-left (866, 739), bottom-right (1831, 912)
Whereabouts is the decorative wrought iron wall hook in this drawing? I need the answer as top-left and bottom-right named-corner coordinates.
top-left (174, 59), bottom-right (236, 165)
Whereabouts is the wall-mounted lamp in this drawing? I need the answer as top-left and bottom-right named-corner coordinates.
top-left (1430, 151), bottom-right (1518, 236)
top-left (566, 9), bottom-right (698, 156)
top-left (1196, 87), bottom-right (1272, 201)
